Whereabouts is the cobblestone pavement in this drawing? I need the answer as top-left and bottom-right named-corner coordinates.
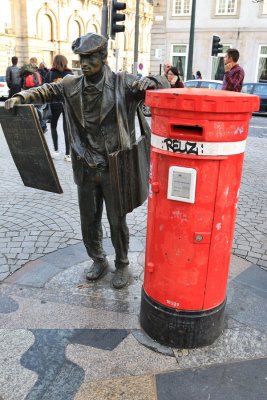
top-left (233, 116), bottom-right (267, 268)
top-left (0, 113), bottom-right (266, 280)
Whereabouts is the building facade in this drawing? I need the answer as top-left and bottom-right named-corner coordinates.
top-left (0, 0), bottom-right (153, 76)
top-left (150, 0), bottom-right (267, 82)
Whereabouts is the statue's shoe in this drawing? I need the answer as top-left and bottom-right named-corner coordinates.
top-left (86, 259), bottom-right (108, 281)
top-left (112, 267), bottom-right (129, 289)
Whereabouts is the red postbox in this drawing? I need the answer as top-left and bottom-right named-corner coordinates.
top-left (140, 88), bottom-right (259, 348)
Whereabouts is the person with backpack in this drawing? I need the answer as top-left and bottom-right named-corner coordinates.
top-left (20, 59), bottom-right (42, 90)
top-left (20, 57), bottom-right (47, 133)
top-left (44, 55), bottom-right (73, 161)
top-left (6, 56), bottom-right (21, 98)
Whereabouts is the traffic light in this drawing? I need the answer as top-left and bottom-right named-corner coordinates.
top-left (211, 35), bottom-right (223, 56)
top-left (110, 0), bottom-right (126, 40)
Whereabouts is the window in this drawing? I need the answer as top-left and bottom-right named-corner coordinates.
top-left (173, 0), bottom-right (191, 16)
top-left (70, 20), bottom-right (81, 41)
top-left (42, 15), bottom-right (53, 41)
top-left (263, 0), bottom-right (267, 14)
top-left (200, 82), bottom-right (221, 89)
top-left (216, 0), bottom-right (237, 15)
top-left (185, 81), bottom-right (198, 87)
top-left (257, 46), bottom-right (267, 82)
top-left (241, 84), bottom-right (254, 94)
top-left (171, 45), bottom-right (187, 80)
top-left (254, 84), bottom-right (267, 95)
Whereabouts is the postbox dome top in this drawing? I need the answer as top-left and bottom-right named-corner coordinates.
top-left (145, 88), bottom-right (259, 114)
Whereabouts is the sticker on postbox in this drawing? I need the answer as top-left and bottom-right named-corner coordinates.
top-left (167, 166), bottom-right (197, 203)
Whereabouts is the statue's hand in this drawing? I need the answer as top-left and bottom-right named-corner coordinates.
top-left (132, 77), bottom-right (157, 91)
top-left (4, 97), bottom-right (22, 110)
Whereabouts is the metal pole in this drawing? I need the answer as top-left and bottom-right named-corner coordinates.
top-left (133, 0), bottom-right (140, 77)
top-left (115, 49), bottom-right (119, 72)
top-left (186, 0), bottom-right (196, 80)
top-left (101, 0), bottom-right (108, 38)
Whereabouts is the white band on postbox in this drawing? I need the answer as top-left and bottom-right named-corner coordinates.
top-left (151, 133), bottom-right (246, 156)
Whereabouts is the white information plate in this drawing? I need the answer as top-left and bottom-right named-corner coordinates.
top-left (167, 166), bottom-right (197, 203)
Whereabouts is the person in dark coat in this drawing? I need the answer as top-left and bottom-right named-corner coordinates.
top-left (6, 56), bottom-right (21, 98)
top-left (37, 62), bottom-right (49, 83)
top-left (196, 70), bottom-right (202, 79)
top-left (44, 55), bottom-right (73, 161)
top-left (5, 33), bottom-right (168, 289)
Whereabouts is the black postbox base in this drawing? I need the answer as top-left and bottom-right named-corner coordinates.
top-left (140, 287), bottom-right (226, 349)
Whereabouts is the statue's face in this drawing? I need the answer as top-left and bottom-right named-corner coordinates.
top-left (80, 53), bottom-right (103, 77)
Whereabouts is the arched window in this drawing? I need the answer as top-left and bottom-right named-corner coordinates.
top-left (70, 20), bottom-right (81, 41)
top-left (86, 17), bottom-right (100, 34)
top-left (42, 14), bottom-right (53, 41)
top-left (91, 24), bottom-right (98, 33)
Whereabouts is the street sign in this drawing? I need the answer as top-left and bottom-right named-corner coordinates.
top-left (0, 105), bottom-right (63, 194)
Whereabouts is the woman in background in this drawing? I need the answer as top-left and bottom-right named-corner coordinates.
top-left (45, 55), bottom-right (73, 161)
top-left (167, 67), bottom-right (184, 88)
top-left (196, 70), bottom-right (202, 79)
top-left (37, 62), bottom-right (49, 84)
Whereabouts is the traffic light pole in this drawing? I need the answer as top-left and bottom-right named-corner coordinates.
top-left (186, 0), bottom-right (196, 80)
top-left (101, 0), bottom-right (108, 38)
top-left (133, 0), bottom-right (140, 77)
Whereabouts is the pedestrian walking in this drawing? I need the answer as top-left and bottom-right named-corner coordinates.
top-left (44, 55), bottom-right (73, 161)
top-left (20, 58), bottom-right (42, 89)
top-left (222, 48), bottom-right (244, 92)
top-left (5, 32), bottom-right (168, 289)
top-left (37, 62), bottom-right (49, 84)
top-left (167, 67), bottom-right (184, 88)
top-left (5, 56), bottom-right (21, 98)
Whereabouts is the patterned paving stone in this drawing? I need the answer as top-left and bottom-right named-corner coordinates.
top-left (21, 330), bottom-right (85, 400)
top-left (74, 375), bottom-right (156, 400)
top-left (0, 294), bottom-right (19, 313)
top-left (0, 329), bottom-right (37, 400)
top-left (66, 333), bottom-right (178, 383)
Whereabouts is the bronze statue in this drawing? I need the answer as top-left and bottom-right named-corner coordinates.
top-left (5, 33), bottom-right (168, 289)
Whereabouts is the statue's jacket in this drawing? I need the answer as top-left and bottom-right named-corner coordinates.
top-left (15, 65), bottom-right (166, 186)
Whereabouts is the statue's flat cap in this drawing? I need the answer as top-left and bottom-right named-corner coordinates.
top-left (72, 33), bottom-right (107, 55)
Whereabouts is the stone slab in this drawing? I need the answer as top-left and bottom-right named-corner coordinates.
top-left (233, 264), bottom-right (267, 297)
top-left (156, 357), bottom-right (267, 400)
top-left (227, 265), bottom-right (267, 333)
